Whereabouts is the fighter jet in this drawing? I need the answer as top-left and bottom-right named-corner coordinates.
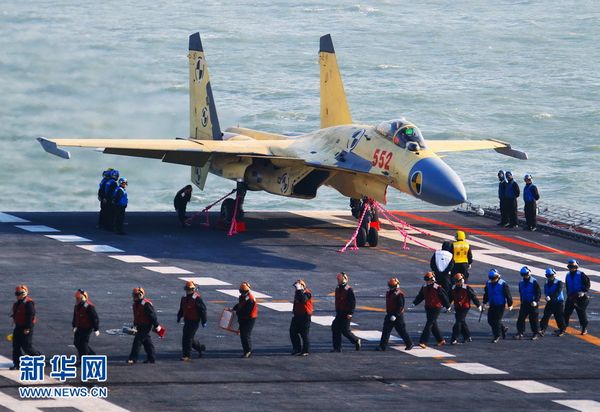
top-left (39, 33), bottom-right (526, 226)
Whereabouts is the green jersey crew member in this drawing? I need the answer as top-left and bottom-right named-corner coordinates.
top-left (177, 281), bottom-right (207, 361)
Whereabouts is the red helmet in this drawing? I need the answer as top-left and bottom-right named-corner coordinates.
top-left (388, 277), bottom-right (400, 288)
top-left (423, 272), bottom-right (435, 281)
top-left (336, 272), bottom-right (348, 284)
top-left (453, 273), bottom-right (464, 282)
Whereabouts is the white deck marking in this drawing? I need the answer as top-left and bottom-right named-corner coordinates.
top-left (353, 330), bottom-right (400, 342)
top-left (553, 400), bottom-right (600, 411)
top-left (391, 345), bottom-right (455, 357)
top-left (216, 289), bottom-right (272, 299)
top-left (178, 276), bottom-right (231, 286)
top-left (143, 266), bottom-right (192, 274)
top-left (259, 302), bottom-right (294, 312)
top-left (310, 315), bottom-right (357, 327)
top-left (77, 244), bottom-right (123, 253)
top-left (15, 225), bottom-right (59, 233)
top-left (442, 362), bottom-right (508, 375)
top-left (0, 213), bottom-right (29, 223)
top-left (110, 255), bottom-right (158, 263)
top-left (45, 235), bottom-right (91, 242)
top-left (494, 380), bottom-right (565, 393)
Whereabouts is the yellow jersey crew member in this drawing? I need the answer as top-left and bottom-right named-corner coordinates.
top-left (376, 278), bottom-right (413, 351)
top-left (72, 289), bottom-right (100, 359)
top-left (128, 287), bottom-right (163, 364)
top-left (290, 279), bottom-right (313, 356)
top-left (331, 272), bottom-right (361, 352)
top-left (233, 282), bottom-right (258, 358)
top-left (10, 285), bottom-right (42, 370)
top-left (450, 231), bottom-right (473, 281)
top-left (177, 281), bottom-right (207, 361)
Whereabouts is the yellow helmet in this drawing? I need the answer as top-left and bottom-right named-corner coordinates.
top-left (455, 230), bottom-right (466, 241)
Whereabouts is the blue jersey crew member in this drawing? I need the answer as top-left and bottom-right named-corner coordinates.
top-left (540, 268), bottom-right (567, 336)
top-left (563, 259), bottom-right (591, 335)
top-left (113, 177), bottom-right (128, 235)
top-left (177, 281), bottom-right (207, 361)
top-left (377, 278), bottom-right (413, 351)
top-left (504, 171), bottom-right (520, 228)
top-left (515, 267), bottom-right (541, 340)
top-left (290, 279), bottom-right (313, 356)
top-left (483, 269), bottom-right (513, 343)
top-left (72, 289), bottom-right (99, 358)
top-left (522, 174), bottom-right (540, 231)
top-left (97, 169), bottom-right (111, 229)
top-left (128, 287), bottom-right (162, 364)
top-left (103, 169), bottom-right (119, 230)
top-left (497, 170), bottom-right (509, 226)
top-left (413, 272), bottom-right (450, 348)
top-left (233, 282), bottom-right (258, 358)
top-left (449, 273), bottom-right (481, 345)
top-left (450, 231), bottom-right (472, 281)
top-left (331, 272), bottom-right (361, 352)
top-left (10, 285), bottom-right (42, 370)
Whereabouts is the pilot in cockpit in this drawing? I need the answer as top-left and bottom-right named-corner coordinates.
top-left (376, 119), bottom-right (426, 150)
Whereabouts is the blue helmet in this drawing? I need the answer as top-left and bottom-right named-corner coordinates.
top-left (519, 266), bottom-right (531, 277)
top-left (545, 268), bottom-right (556, 277)
top-left (567, 259), bottom-right (578, 269)
top-left (505, 170), bottom-right (512, 178)
top-left (110, 169), bottom-right (120, 179)
top-left (118, 177), bottom-right (127, 185)
top-left (488, 269), bottom-right (500, 279)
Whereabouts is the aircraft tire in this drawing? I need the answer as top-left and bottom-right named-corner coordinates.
top-left (357, 228), bottom-right (367, 247)
top-left (367, 227), bottom-right (379, 247)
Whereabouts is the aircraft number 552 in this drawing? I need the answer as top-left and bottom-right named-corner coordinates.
top-left (372, 149), bottom-right (393, 170)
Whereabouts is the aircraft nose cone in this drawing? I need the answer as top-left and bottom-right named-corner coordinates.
top-left (408, 157), bottom-right (467, 206)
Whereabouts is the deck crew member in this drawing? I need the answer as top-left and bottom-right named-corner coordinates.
top-left (331, 272), bottom-right (361, 352)
top-left (483, 269), bottom-right (513, 343)
top-left (523, 174), bottom-right (540, 231)
top-left (497, 170), bottom-right (509, 226)
top-left (449, 273), bottom-right (481, 345)
top-left (113, 177), bottom-right (128, 235)
top-left (97, 169), bottom-right (111, 229)
top-left (72, 289), bottom-right (99, 358)
top-left (504, 171), bottom-right (520, 228)
top-left (413, 272), bottom-right (450, 348)
top-left (128, 287), bottom-right (162, 364)
top-left (450, 231), bottom-right (472, 281)
top-left (376, 278), bottom-right (413, 351)
top-left (290, 279), bottom-right (313, 356)
top-left (174, 185), bottom-right (193, 227)
top-left (177, 281), bottom-right (207, 361)
top-left (103, 169), bottom-right (119, 230)
top-left (430, 241), bottom-right (454, 296)
top-left (563, 259), bottom-right (591, 335)
top-left (515, 267), bottom-right (541, 340)
top-left (233, 282), bottom-right (257, 358)
top-left (540, 268), bottom-right (566, 336)
top-left (10, 285), bottom-right (42, 370)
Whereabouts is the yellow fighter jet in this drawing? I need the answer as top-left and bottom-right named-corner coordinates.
top-left (39, 33), bottom-right (526, 222)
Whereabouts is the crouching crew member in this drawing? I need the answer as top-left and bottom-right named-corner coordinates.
top-left (564, 259), bottom-right (591, 335)
top-left (331, 272), bottom-right (361, 352)
top-left (377, 278), bottom-right (413, 351)
top-left (449, 273), bottom-right (481, 345)
top-left (540, 268), bottom-right (566, 337)
top-left (72, 289), bottom-right (99, 358)
top-left (128, 287), bottom-right (162, 364)
top-left (177, 281), bottom-right (207, 361)
top-left (174, 185), bottom-right (193, 227)
top-left (483, 269), bottom-right (513, 343)
top-left (450, 231), bottom-right (472, 281)
top-left (290, 279), bottom-right (313, 356)
top-left (430, 241), bottom-right (454, 296)
top-left (10, 285), bottom-right (42, 370)
top-left (515, 267), bottom-right (541, 340)
top-left (233, 282), bottom-right (257, 358)
top-left (413, 272), bottom-right (450, 348)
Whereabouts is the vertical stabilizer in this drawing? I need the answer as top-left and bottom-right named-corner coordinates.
top-left (319, 34), bottom-right (352, 129)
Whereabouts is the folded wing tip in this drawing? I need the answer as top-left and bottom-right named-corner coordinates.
top-left (37, 137), bottom-right (71, 159)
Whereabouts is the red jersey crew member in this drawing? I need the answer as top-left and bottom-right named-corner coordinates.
top-left (540, 268), bottom-right (566, 337)
top-left (72, 289), bottom-right (99, 358)
top-left (290, 279), bottom-right (313, 356)
top-left (483, 269), bottom-right (513, 343)
top-left (128, 287), bottom-right (162, 364)
top-left (10, 285), bottom-right (42, 370)
top-left (563, 259), bottom-right (591, 335)
top-left (376, 278), bottom-right (413, 351)
top-left (413, 272), bottom-right (450, 348)
top-left (177, 281), bottom-right (207, 361)
top-left (515, 267), bottom-right (541, 340)
top-left (233, 282), bottom-right (258, 358)
top-left (449, 273), bottom-right (481, 345)
top-left (450, 231), bottom-right (473, 281)
top-left (331, 272), bottom-right (361, 352)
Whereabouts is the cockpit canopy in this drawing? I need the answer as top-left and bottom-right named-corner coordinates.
top-left (375, 118), bottom-right (426, 150)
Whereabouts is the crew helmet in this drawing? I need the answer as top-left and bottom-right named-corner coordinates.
top-left (545, 268), bottom-right (556, 278)
top-left (239, 282), bottom-right (251, 293)
top-left (520, 266), bottom-right (531, 277)
top-left (567, 259), bottom-right (578, 269)
top-left (184, 281), bottom-right (196, 291)
top-left (118, 177), bottom-right (127, 185)
top-left (423, 272), bottom-right (435, 282)
top-left (488, 269), bottom-right (500, 279)
top-left (455, 230), bottom-right (466, 241)
top-left (388, 277), bottom-right (400, 288)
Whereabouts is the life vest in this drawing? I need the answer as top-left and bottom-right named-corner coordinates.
top-left (386, 288), bottom-right (405, 314)
top-left (12, 297), bottom-right (36, 327)
top-left (133, 299), bottom-right (153, 326)
top-left (519, 277), bottom-right (537, 303)
top-left (565, 271), bottom-right (584, 295)
top-left (487, 279), bottom-right (507, 306)
top-left (74, 301), bottom-right (94, 329)
top-left (452, 240), bottom-right (470, 264)
top-left (523, 184), bottom-right (537, 203)
top-left (181, 293), bottom-right (201, 321)
top-left (238, 292), bottom-right (258, 319)
top-left (423, 283), bottom-right (443, 309)
top-left (452, 285), bottom-right (471, 309)
top-left (544, 279), bottom-right (565, 302)
top-left (434, 250), bottom-right (452, 272)
top-left (114, 187), bottom-right (128, 207)
top-left (293, 289), bottom-right (314, 316)
top-left (104, 179), bottom-right (117, 200)
top-left (335, 285), bottom-right (353, 313)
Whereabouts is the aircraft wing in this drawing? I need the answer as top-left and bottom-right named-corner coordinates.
top-left (426, 138), bottom-right (528, 160)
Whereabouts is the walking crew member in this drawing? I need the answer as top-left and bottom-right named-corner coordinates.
top-left (177, 281), bottom-right (207, 361)
top-left (413, 272), bottom-right (450, 348)
top-left (563, 259), bottom-right (591, 335)
top-left (523, 174), bottom-right (540, 231)
top-left (290, 279), bottom-right (313, 356)
top-left (376, 278), bottom-right (413, 351)
top-left (450, 231), bottom-right (472, 281)
top-left (128, 287), bottom-right (162, 364)
top-left (331, 272), bottom-right (361, 352)
top-left (233, 282), bottom-right (257, 358)
top-left (97, 169), bottom-right (111, 229)
top-left (10, 285), bottom-right (42, 370)
top-left (504, 171), bottom-right (520, 228)
top-left (113, 177), bottom-right (128, 235)
top-left (174, 185), bottom-right (193, 227)
top-left (72, 289), bottom-right (99, 358)
top-left (497, 170), bottom-right (508, 226)
top-left (449, 273), bottom-right (481, 345)
top-left (103, 169), bottom-right (119, 230)
top-left (430, 241), bottom-right (454, 296)
top-left (483, 269), bottom-right (513, 343)
top-left (515, 267), bottom-right (541, 340)
top-left (540, 268), bottom-right (567, 337)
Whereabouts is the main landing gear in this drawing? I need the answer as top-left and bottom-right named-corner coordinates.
top-left (220, 181), bottom-right (247, 232)
top-left (350, 197), bottom-right (380, 247)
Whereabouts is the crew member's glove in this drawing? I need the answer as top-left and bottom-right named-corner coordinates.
top-left (202, 322), bottom-right (207, 328)
top-left (389, 315), bottom-right (396, 322)
top-left (94, 330), bottom-right (100, 337)
top-left (73, 327), bottom-right (77, 333)
top-left (508, 306), bottom-right (513, 311)
top-left (409, 303), bottom-right (416, 309)
top-left (484, 304), bottom-right (489, 311)
top-left (531, 301), bottom-right (538, 308)
top-left (578, 292), bottom-right (585, 298)
top-left (294, 283), bottom-right (303, 291)
top-left (478, 306), bottom-right (483, 312)
top-left (24, 329), bottom-right (30, 335)
top-left (155, 325), bottom-right (163, 333)
top-left (445, 307), bottom-right (452, 313)
top-left (545, 296), bottom-right (551, 302)
top-left (346, 314), bottom-right (352, 319)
